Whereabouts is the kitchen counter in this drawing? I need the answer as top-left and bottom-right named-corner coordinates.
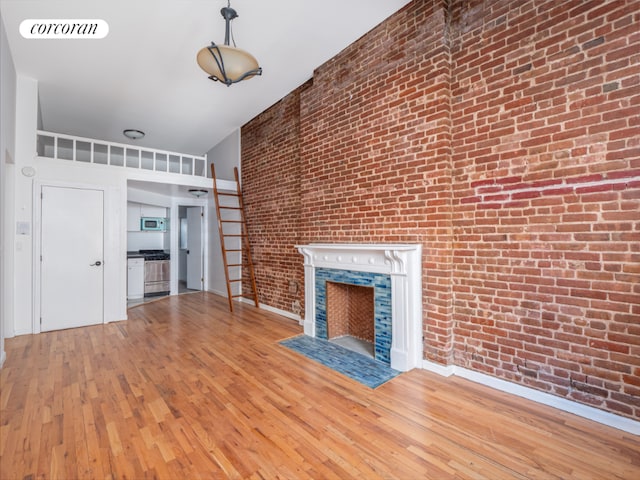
top-left (127, 250), bottom-right (170, 259)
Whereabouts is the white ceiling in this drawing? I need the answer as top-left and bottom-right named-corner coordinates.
top-left (1, 0), bottom-right (412, 156)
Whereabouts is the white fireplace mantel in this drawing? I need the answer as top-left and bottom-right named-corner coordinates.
top-left (296, 243), bottom-right (423, 371)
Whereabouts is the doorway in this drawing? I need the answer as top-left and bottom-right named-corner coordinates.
top-left (178, 206), bottom-right (204, 293)
top-left (40, 185), bottom-right (104, 331)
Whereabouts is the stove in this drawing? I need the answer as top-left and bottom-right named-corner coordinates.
top-left (138, 250), bottom-right (171, 296)
top-left (139, 249), bottom-right (170, 261)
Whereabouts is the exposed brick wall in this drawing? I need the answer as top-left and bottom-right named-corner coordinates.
top-left (241, 0), bottom-right (640, 419)
top-left (241, 87), bottom-right (307, 314)
top-left (449, 0), bottom-right (640, 417)
top-left (298, 0), bottom-right (455, 364)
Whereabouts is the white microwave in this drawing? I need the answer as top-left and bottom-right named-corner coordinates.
top-left (140, 217), bottom-right (166, 231)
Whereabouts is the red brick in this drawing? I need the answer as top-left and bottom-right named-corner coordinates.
top-left (242, 0), bottom-right (640, 421)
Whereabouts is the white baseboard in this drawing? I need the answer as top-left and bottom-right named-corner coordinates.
top-left (0, 350), bottom-right (6, 368)
top-left (238, 298), bottom-right (302, 323)
top-left (207, 288), bottom-right (229, 298)
top-left (209, 290), bottom-right (302, 324)
top-left (260, 304), bottom-right (302, 323)
top-left (422, 360), bottom-right (640, 435)
top-left (422, 359), bottom-right (456, 377)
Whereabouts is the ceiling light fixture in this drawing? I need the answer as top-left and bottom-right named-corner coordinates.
top-left (196, 0), bottom-right (262, 86)
top-left (123, 129), bottom-right (145, 140)
top-left (189, 189), bottom-right (208, 198)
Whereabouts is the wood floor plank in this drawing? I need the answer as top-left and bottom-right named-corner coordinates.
top-left (1, 292), bottom-right (639, 479)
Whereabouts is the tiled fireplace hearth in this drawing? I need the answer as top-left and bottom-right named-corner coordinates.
top-left (296, 244), bottom-right (422, 371)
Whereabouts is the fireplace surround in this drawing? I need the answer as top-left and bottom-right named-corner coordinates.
top-left (296, 244), bottom-right (422, 371)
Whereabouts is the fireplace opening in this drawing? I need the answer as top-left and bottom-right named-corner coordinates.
top-left (326, 281), bottom-right (375, 358)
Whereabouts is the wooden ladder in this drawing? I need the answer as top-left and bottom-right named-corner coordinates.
top-left (211, 164), bottom-right (259, 312)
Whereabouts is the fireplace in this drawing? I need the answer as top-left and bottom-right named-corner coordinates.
top-left (296, 244), bottom-right (422, 371)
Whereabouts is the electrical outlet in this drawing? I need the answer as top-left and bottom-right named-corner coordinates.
top-left (288, 280), bottom-right (298, 294)
top-left (292, 300), bottom-right (301, 315)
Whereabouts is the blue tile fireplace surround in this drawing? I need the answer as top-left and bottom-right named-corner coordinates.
top-left (296, 243), bottom-right (423, 372)
top-left (315, 268), bottom-right (392, 365)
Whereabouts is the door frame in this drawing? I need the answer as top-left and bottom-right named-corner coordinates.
top-left (173, 201), bottom-right (208, 294)
top-left (33, 180), bottom-right (111, 334)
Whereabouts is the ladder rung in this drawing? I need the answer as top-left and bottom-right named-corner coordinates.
top-left (225, 249), bottom-right (242, 252)
top-left (217, 192), bottom-right (240, 196)
top-left (232, 294), bottom-right (255, 298)
top-left (221, 220), bottom-right (242, 223)
top-left (229, 279), bottom-right (243, 283)
top-left (223, 234), bottom-right (247, 237)
top-left (218, 206), bottom-right (242, 210)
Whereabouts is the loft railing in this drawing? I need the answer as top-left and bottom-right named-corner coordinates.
top-left (36, 130), bottom-right (209, 178)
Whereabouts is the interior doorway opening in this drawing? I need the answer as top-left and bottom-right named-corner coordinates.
top-left (178, 206), bottom-right (204, 294)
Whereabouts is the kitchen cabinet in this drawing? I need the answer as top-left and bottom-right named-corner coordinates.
top-left (127, 203), bottom-right (167, 231)
top-left (140, 205), bottom-right (167, 218)
top-left (127, 204), bottom-right (141, 231)
top-left (127, 258), bottom-right (144, 299)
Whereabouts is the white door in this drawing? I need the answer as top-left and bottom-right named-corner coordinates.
top-left (41, 185), bottom-right (104, 331)
top-left (186, 207), bottom-right (203, 290)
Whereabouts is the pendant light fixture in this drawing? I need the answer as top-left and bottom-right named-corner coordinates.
top-left (123, 129), bottom-right (145, 140)
top-left (196, 1), bottom-right (262, 86)
top-left (188, 189), bottom-right (208, 198)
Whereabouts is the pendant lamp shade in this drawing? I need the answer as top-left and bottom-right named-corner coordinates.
top-left (197, 44), bottom-right (261, 85)
top-left (197, 2), bottom-right (262, 86)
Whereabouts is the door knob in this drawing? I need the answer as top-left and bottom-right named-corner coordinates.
top-left (90, 261), bottom-right (102, 266)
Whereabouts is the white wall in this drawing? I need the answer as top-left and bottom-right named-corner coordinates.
top-left (208, 129), bottom-right (241, 181)
top-left (206, 129), bottom-right (241, 297)
top-left (127, 232), bottom-right (165, 251)
top-left (7, 74), bottom-right (38, 337)
top-left (31, 159), bottom-right (127, 334)
top-left (0, 11), bottom-right (17, 364)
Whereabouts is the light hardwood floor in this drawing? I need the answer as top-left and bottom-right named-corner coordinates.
top-left (1, 292), bottom-right (639, 479)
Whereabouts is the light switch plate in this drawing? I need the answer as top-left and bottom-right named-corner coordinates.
top-left (16, 221), bottom-right (30, 235)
